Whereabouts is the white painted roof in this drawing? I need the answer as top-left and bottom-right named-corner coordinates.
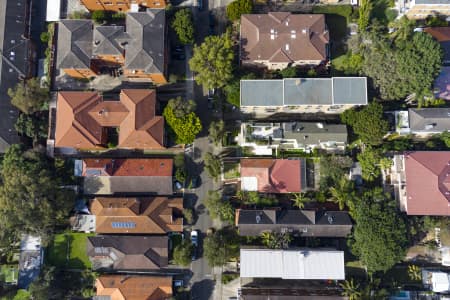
top-left (432, 272), bottom-right (450, 293)
top-left (240, 249), bottom-right (345, 280)
top-left (46, 0), bottom-right (61, 21)
top-left (241, 177), bottom-right (258, 191)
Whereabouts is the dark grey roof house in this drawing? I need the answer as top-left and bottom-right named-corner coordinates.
top-left (56, 20), bottom-right (93, 70)
top-left (0, 0), bottom-right (33, 152)
top-left (408, 108), bottom-right (450, 134)
top-left (93, 26), bottom-right (126, 57)
top-left (87, 235), bottom-right (168, 271)
top-left (236, 209), bottom-right (352, 237)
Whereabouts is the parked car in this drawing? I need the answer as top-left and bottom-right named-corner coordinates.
top-left (191, 176), bottom-right (201, 189)
top-left (171, 53), bottom-right (185, 60)
top-left (174, 279), bottom-right (183, 288)
top-left (191, 230), bottom-right (199, 260)
top-left (174, 45), bottom-right (184, 53)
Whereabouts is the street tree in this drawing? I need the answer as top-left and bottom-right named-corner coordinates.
top-left (172, 240), bottom-right (194, 266)
top-left (189, 33), bottom-right (234, 89)
top-left (163, 103), bottom-right (202, 145)
top-left (208, 120), bottom-right (225, 146)
top-left (172, 8), bottom-right (195, 44)
top-left (350, 188), bottom-right (408, 274)
top-left (226, 0), bottom-right (253, 21)
top-left (204, 227), bottom-right (240, 267)
top-left (8, 78), bottom-right (49, 114)
top-left (204, 152), bottom-right (221, 180)
top-left (15, 113), bottom-right (48, 141)
top-left (166, 97), bottom-right (196, 118)
top-left (204, 190), bottom-right (234, 222)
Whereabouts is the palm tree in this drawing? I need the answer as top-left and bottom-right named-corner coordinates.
top-left (340, 279), bottom-right (361, 300)
top-left (291, 192), bottom-right (311, 209)
top-left (408, 264), bottom-right (421, 281)
top-left (330, 177), bottom-right (354, 210)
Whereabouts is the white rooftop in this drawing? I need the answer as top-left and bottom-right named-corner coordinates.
top-left (241, 177), bottom-right (258, 191)
top-left (46, 0), bottom-right (61, 21)
top-left (240, 248), bottom-right (345, 280)
top-left (20, 235), bottom-right (41, 251)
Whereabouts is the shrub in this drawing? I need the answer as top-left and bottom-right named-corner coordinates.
top-left (226, 0), bottom-right (253, 21)
top-left (40, 32), bottom-right (49, 43)
top-left (92, 10), bottom-right (108, 24)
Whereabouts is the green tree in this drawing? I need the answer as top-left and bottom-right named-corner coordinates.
top-left (279, 67), bottom-right (297, 78)
top-left (261, 232), bottom-right (292, 249)
top-left (172, 240), bottom-right (194, 266)
top-left (204, 190), bottom-right (234, 222)
top-left (172, 8), bottom-right (195, 45)
top-left (330, 177), bottom-right (354, 210)
top-left (166, 97), bottom-right (197, 118)
top-left (319, 155), bottom-right (354, 190)
top-left (204, 228), bottom-right (240, 267)
top-left (0, 145), bottom-right (75, 245)
top-left (91, 10), bottom-right (108, 24)
top-left (358, 0), bottom-right (373, 31)
top-left (357, 147), bottom-right (382, 182)
top-left (163, 103), bottom-right (202, 144)
top-left (440, 131), bottom-right (450, 148)
top-left (189, 33), bottom-right (234, 89)
top-left (15, 113), bottom-right (48, 141)
top-left (291, 192), bottom-right (311, 209)
top-left (204, 152), bottom-right (222, 180)
top-left (40, 32), bottom-right (49, 43)
top-left (340, 279), bottom-right (361, 300)
top-left (390, 16), bottom-right (415, 44)
top-left (209, 120), bottom-right (225, 146)
top-left (341, 102), bottom-right (389, 145)
top-left (224, 73), bottom-right (256, 107)
top-left (8, 78), bottom-right (49, 114)
top-left (350, 188), bottom-right (408, 274)
top-left (226, 0), bottom-right (253, 21)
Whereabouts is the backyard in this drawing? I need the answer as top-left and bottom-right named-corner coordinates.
top-left (46, 233), bottom-right (94, 269)
top-left (0, 264), bottom-right (18, 284)
top-left (223, 163), bottom-right (240, 180)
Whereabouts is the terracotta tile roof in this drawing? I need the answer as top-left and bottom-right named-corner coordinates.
top-left (82, 158), bottom-right (173, 177)
top-left (55, 89), bottom-right (164, 149)
top-left (91, 197), bottom-right (183, 234)
top-left (425, 27), bottom-right (450, 42)
top-left (96, 275), bottom-right (172, 300)
top-left (240, 158), bottom-right (303, 193)
top-left (240, 13), bottom-right (329, 64)
top-left (404, 151), bottom-right (450, 215)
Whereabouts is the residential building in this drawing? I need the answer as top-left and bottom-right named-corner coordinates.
top-left (53, 89), bottom-right (164, 150)
top-left (240, 158), bottom-right (307, 193)
top-left (397, 0), bottom-right (450, 19)
top-left (88, 196), bottom-right (183, 234)
top-left (18, 235), bottom-right (42, 289)
top-left (87, 235), bottom-right (168, 271)
top-left (76, 158), bottom-right (174, 195)
top-left (422, 270), bottom-right (450, 293)
top-left (240, 290), bottom-right (348, 300)
top-left (56, 9), bottom-right (167, 83)
top-left (238, 121), bottom-right (347, 155)
top-left (425, 27), bottom-right (450, 100)
top-left (236, 209), bottom-right (352, 237)
top-left (240, 248), bottom-right (345, 280)
top-left (0, 0), bottom-right (35, 152)
top-left (390, 151), bottom-right (450, 215)
top-left (80, 0), bottom-right (166, 11)
top-left (240, 13), bottom-right (329, 70)
top-left (240, 78), bottom-right (368, 115)
top-left (95, 275), bottom-right (172, 299)
top-left (425, 27), bottom-right (450, 65)
top-left (394, 108), bottom-right (450, 135)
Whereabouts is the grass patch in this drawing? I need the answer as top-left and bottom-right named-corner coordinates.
top-left (223, 163), bottom-right (240, 179)
top-left (46, 233), bottom-right (94, 269)
top-left (0, 265), bottom-right (18, 283)
top-left (312, 5), bottom-right (354, 21)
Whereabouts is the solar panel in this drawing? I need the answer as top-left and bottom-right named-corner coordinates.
top-left (111, 222), bottom-right (136, 229)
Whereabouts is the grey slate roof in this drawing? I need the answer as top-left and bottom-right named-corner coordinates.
top-left (415, 0), bottom-right (450, 4)
top-left (241, 77), bottom-right (368, 107)
top-left (56, 20), bottom-right (93, 69)
top-left (93, 26), bottom-right (125, 56)
top-left (125, 9), bottom-right (165, 73)
top-left (409, 108), bottom-right (450, 133)
top-left (237, 209), bottom-right (353, 237)
top-left (0, 0), bottom-right (28, 151)
top-left (282, 122), bottom-right (348, 145)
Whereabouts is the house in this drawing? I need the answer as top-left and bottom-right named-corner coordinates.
top-left (240, 13), bottom-right (329, 70)
top-left (88, 196), bottom-right (183, 234)
top-left (390, 151), bottom-right (450, 215)
top-left (0, 0), bottom-right (35, 152)
top-left (425, 27), bottom-right (450, 65)
top-left (240, 289), bottom-right (348, 300)
top-left (394, 108), bottom-right (450, 135)
top-left (18, 235), bottom-right (42, 289)
top-left (56, 9), bottom-right (167, 83)
top-left (76, 158), bottom-right (174, 195)
top-left (236, 209), bottom-right (352, 237)
top-left (240, 78), bottom-right (368, 115)
top-left (240, 248), bottom-right (345, 280)
top-left (397, 0), bottom-right (450, 19)
top-left (238, 121), bottom-right (347, 155)
top-left (80, 0), bottom-right (166, 11)
top-left (87, 235), bottom-right (168, 271)
top-left (422, 270), bottom-right (450, 293)
top-left (425, 27), bottom-right (450, 100)
top-left (95, 275), bottom-right (172, 299)
top-left (53, 89), bottom-right (164, 150)
top-left (240, 158), bottom-right (307, 193)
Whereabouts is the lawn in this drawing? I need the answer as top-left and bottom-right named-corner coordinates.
top-left (46, 233), bottom-right (94, 269)
top-left (0, 264), bottom-right (18, 284)
top-left (223, 163), bottom-right (240, 180)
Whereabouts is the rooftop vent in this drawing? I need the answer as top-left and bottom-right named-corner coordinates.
top-left (291, 30), bottom-right (296, 39)
top-left (328, 215), bottom-right (334, 224)
top-left (302, 28), bottom-right (309, 35)
top-left (316, 123), bottom-right (324, 129)
top-left (256, 214), bottom-right (261, 224)
top-left (285, 44), bottom-right (289, 51)
top-left (94, 40), bottom-right (100, 45)
top-left (425, 124), bottom-right (436, 130)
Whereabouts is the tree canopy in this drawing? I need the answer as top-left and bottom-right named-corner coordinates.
top-left (208, 120), bottom-right (225, 146)
top-left (357, 147), bottom-right (383, 182)
top-left (189, 33), bottom-right (234, 89)
top-left (203, 152), bottom-right (222, 180)
top-left (204, 190), bottom-right (234, 222)
top-left (172, 8), bottom-right (195, 45)
top-left (15, 113), bottom-right (48, 141)
top-left (203, 228), bottom-right (240, 267)
top-left (163, 102), bottom-right (202, 145)
top-left (172, 240), bottom-right (193, 266)
top-left (8, 78), bottom-right (49, 114)
top-left (319, 155), bottom-right (353, 191)
top-left (226, 0), bottom-right (253, 21)
top-left (350, 188), bottom-right (408, 274)
top-left (341, 102), bottom-right (389, 145)
top-left (0, 145), bottom-right (75, 245)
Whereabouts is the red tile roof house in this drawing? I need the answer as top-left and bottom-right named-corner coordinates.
top-left (76, 158), bottom-right (174, 195)
top-left (390, 151), bottom-right (450, 215)
top-left (240, 158), bottom-right (307, 193)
